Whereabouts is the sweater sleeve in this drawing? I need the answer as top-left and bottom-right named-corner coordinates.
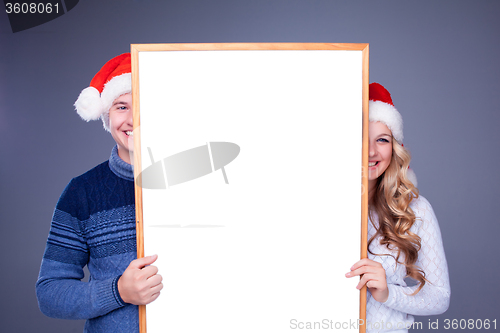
top-left (382, 196), bottom-right (451, 315)
top-left (36, 180), bottom-right (126, 320)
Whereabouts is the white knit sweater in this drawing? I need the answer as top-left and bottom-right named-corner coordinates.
top-left (366, 195), bottom-right (450, 333)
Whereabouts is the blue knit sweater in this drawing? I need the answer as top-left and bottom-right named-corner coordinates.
top-left (36, 146), bottom-right (138, 333)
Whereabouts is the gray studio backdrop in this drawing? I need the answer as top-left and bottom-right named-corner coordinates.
top-left (1, 1), bottom-right (499, 332)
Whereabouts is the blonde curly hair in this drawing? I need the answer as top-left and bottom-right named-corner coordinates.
top-left (368, 138), bottom-right (426, 294)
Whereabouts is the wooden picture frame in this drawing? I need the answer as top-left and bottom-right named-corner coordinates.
top-left (131, 43), bottom-right (369, 333)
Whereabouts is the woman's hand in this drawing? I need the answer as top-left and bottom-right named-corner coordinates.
top-left (118, 255), bottom-right (163, 305)
top-left (346, 258), bottom-right (389, 303)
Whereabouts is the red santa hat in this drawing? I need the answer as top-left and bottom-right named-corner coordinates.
top-left (74, 53), bottom-right (131, 131)
top-left (369, 82), bottom-right (418, 186)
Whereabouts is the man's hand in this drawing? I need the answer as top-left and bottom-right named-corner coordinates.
top-left (118, 255), bottom-right (163, 305)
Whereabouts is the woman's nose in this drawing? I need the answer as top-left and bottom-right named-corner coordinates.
top-left (369, 142), bottom-right (376, 157)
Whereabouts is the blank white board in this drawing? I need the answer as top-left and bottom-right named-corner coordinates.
top-left (132, 43), bottom-right (369, 333)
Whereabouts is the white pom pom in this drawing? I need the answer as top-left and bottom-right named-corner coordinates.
top-left (74, 87), bottom-right (105, 121)
top-left (407, 168), bottom-right (418, 187)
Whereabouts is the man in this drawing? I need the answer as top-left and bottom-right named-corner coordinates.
top-left (36, 53), bottom-right (162, 332)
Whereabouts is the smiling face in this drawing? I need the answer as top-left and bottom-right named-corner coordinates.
top-left (368, 121), bottom-right (393, 185)
top-left (109, 93), bottom-right (133, 164)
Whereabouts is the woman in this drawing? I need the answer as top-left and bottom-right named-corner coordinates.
top-left (346, 83), bottom-right (450, 332)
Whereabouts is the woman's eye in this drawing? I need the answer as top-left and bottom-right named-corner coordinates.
top-left (377, 138), bottom-right (389, 143)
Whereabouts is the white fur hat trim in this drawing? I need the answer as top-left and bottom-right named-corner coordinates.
top-left (369, 100), bottom-right (404, 143)
top-left (74, 73), bottom-right (131, 132)
top-left (100, 73), bottom-right (132, 131)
